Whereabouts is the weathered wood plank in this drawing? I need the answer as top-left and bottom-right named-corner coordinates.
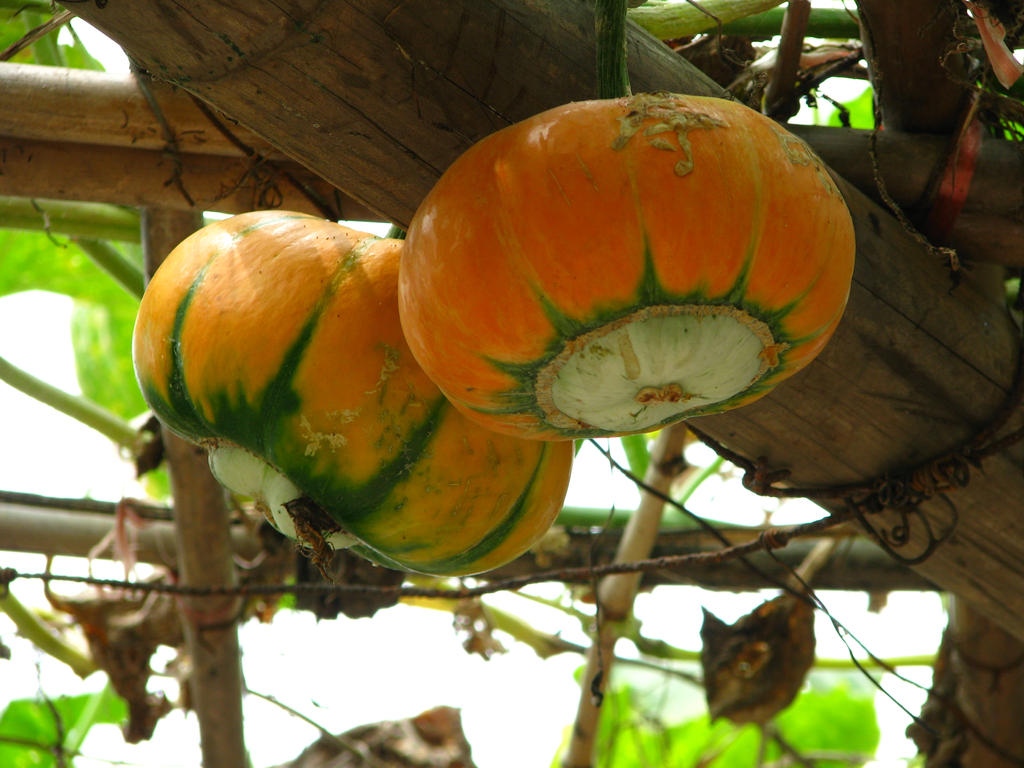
top-left (60, 0), bottom-right (1024, 636)
top-left (59, 0), bottom-right (722, 223)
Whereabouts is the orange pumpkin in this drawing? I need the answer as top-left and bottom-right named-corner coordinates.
top-left (133, 211), bottom-right (574, 575)
top-left (398, 93), bottom-right (856, 440)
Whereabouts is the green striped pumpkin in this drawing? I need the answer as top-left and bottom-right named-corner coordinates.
top-left (132, 211), bottom-right (573, 575)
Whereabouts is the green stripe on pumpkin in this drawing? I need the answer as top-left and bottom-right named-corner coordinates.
top-left (348, 441), bottom-right (557, 575)
top-left (158, 259), bottom-right (219, 440)
top-left (414, 443), bottom-right (554, 573)
top-left (150, 222), bottom-right (382, 460)
top-left (146, 211), bottom-right (321, 443)
top-left (284, 394), bottom-right (449, 530)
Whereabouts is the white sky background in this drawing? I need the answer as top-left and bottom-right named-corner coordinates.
top-left (0, 14), bottom-right (948, 768)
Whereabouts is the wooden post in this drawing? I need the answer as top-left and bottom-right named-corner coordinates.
top-left (910, 598), bottom-right (1024, 767)
top-left (562, 425), bottom-right (689, 767)
top-left (141, 208), bottom-right (248, 768)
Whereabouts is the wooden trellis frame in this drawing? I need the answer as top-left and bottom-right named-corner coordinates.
top-left (4, 0), bottom-right (1024, 764)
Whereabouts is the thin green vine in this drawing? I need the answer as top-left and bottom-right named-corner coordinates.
top-left (0, 197), bottom-right (142, 243)
top-left (0, 354), bottom-right (139, 449)
top-left (506, 589), bottom-right (936, 670)
top-left (72, 238), bottom-right (145, 300)
top-left (0, 589), bottom-right (97, 679)
top-left (628, 0), bottom-right (784, 41)
top-left (630, 629), bottom-right (934, 669)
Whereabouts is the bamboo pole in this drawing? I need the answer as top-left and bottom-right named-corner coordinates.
top-left (0, 499), bottom-right (263, 569)
top-left (0, 495), bottom-right (935, 591)
top-left (0, 136), bottom-right (375, 219)
top-left (72, 238), bottom-right (145, 299)
top-left (562, 424), bottom-right (690, 767)
top-left (624, 2), bottom-right (881, 41)
top-left (4, 61), bottom-right (1022, 262)
top-left (0, 62), bottom-right (282, 158)
top-left (0, 62), bottom-right (382, 220)
top-left (628, 0), bottom-right (786, 41)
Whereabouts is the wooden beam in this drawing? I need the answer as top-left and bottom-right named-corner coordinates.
top-left (930, 600), bottom-right (1024, 766)
top-left (59, 0), bottom-right (1024, 637)
top-left (57, 0), bottom-right (723, 225)
top-left (789, 124), bottom-right (1024, 267)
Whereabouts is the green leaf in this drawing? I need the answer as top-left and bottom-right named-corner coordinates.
top-left (589, 684), bottom-right (756, 768)
top-left (561, 673), bottom-right (881, 767)
top-left (17, 10), bottom-right (63, 66)
top-left (141, 465), bottom-right (172, 502)
top-left (825, 85), bottom-right (875, 130)
top-left (63, 684), bottom-right (126, 756)
top-left (0, 230), bottom-right (147, 420)
top-left (70, 296), bottom-right (147, 420)
top-left (0, 22), bottom-right (30, 65)
top-left (0, 230), bottom-right (134, 306)
top-left (0, 688), bottom-right (128, 767)
top-left (59, 24), bottom-right (105, 71)
top-left (700, 721), bottom-right (762, 768)
top-left (775, 683), bottom-right (881, 764)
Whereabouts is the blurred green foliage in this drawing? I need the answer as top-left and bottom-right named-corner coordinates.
top-left (0, 686), bottom-right (127, 767)
top-left (555, 670), bottom-right (880, 768)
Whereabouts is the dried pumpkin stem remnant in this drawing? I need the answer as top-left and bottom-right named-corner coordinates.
top-left (207, 442), bottom-right (356, 550)
top-left (613, 93), bottom-right (728, 176)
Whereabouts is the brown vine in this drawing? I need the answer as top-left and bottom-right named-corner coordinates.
top-left (129, 64), bottom-right (196, 208)
top-left (186, 95), bottom-right (342, 220)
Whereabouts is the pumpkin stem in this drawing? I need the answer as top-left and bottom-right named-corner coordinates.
top-left (595, 0), bottom-right (632, 99)
top-left (207, 443), bottom-right (357, 552)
